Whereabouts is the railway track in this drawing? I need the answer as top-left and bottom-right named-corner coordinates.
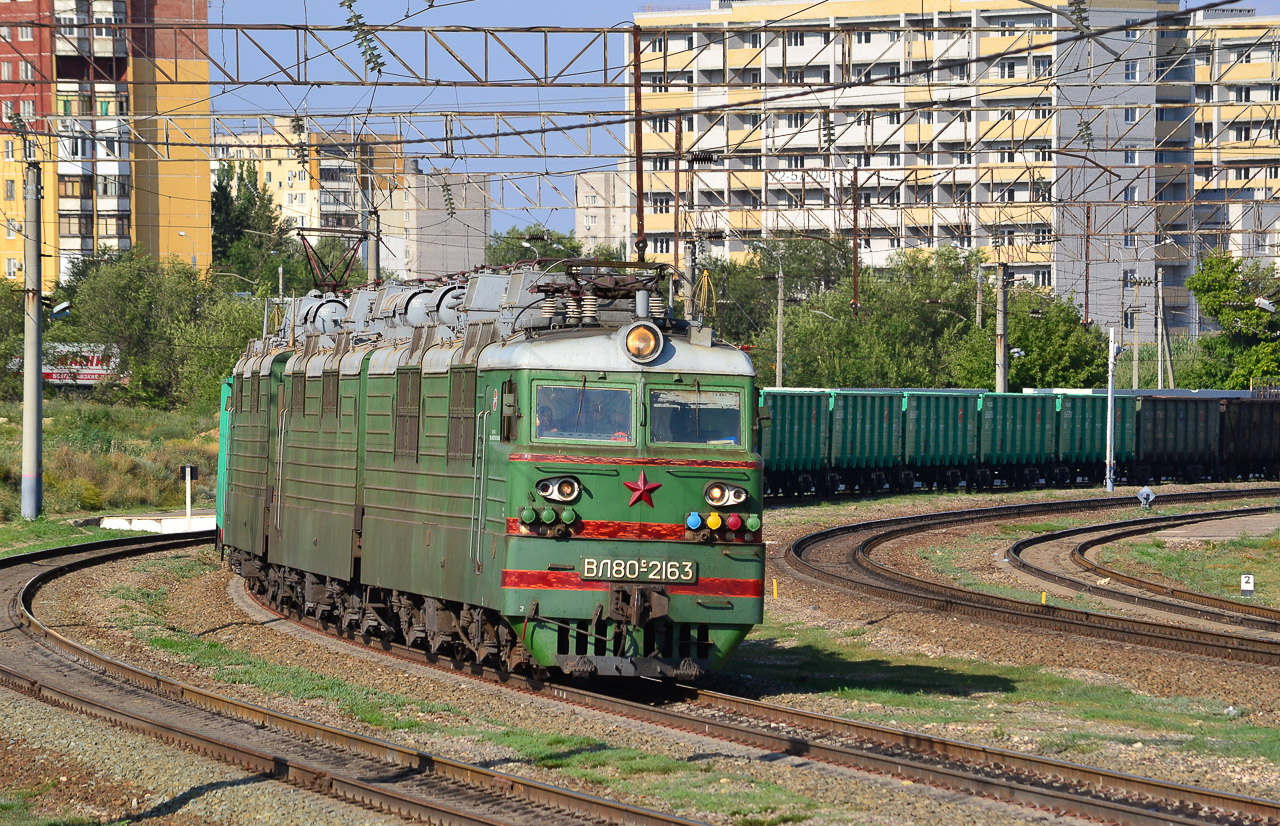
top-left (786, 488), bottom-right (1280, 665)
top-left (1011, 516), bottom-right (1280, 633)
top-left (229, 496), bottom-right (1280, 826)
top-left (0, 533), bottom-right (705, 826)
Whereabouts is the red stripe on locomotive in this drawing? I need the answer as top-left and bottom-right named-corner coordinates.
top-left (500, 569), bottom-right (763, 598)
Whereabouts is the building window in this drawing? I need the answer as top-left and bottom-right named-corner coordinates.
top-left (1033, 269), bottom-right (1051, 287)
top-left (1234, 86), bottom-right (1251, 103)
top-left (1234, 166), bottom-right (1252, 180)
top-left (4, 259), bottom-right (16, 278)
top-left (1124, 185), bottom-right (1137, 202)
top-left (651, 157), bottom-right (670, 171)
top-left (19, 100), bottom-right (33, 119)
top-left (649, 36), bottom-right (664, 53)
top-left (998, 150), bottom-right (1015, 163)
top-left (747, 155), bottom-right (761, 170)
top-left (956, 151), bottom-right (972, 165)
top-left (651, 236), bottom-right (671, 254)
top-left (1033, 56), bottom-right (1051, 76)
top-left (58, 214), bottom-right (91, 236)
top-left (1124, 107), bottom-right (1137, 124)
top-left (1124, 60), bottom-right (1138, 82)
top-left (1235, 126), bottom-right (1252, 142)
top-left (1237, 48), bottom-right (1252, 64)
top-left (651, 195), bottom-right (671, 214)
top-left (744, 32), bottom-right (761, 49)
top-left (999, 20), bottom-right (1016, 36)
top-left (785, 155), bottom-right (804, 168)
top-left (1125, 18), bottom-right (1139, 39)
top-left (98, 175), bottom-right (128, 197)
top-left (787, 70), bottom-right (803, 85)
top-left (785, 30), bottom-right (804, 47)
top-left (855, 31), bottom-right (871, 44)
top-left (17, 26), bottom-right (32, 41)
top-left (1035, 147), bottom-right (1051, 162)
top-left (18, 61), bottom-right (32, 81)
top-left (649, 117), bottom-right (670, 133)
top-left (1124, 230), bottom-right (1136, 248)
top-left (998, 60), bottom-right (1017, 79)
top-left (1123, 268), bottom-right (1136, 288)
top-left (1124, 148), bottom-right (1137, 164)
top-left (784, 112), bottom-right (804, 129)
top-left (887, 111), bottom-right (901, 125)
top-left (993, 228), bottom-right (1015, 246)
top-left (1123, 308), bottom-right (1136, 330)
top-left (97, 214), bottom-right (129, 237)
top-left (1034, 227), bottom-right (1052, 245)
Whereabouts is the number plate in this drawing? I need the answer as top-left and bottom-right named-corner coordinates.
top-left (580, 558), bottom-right (697, 583)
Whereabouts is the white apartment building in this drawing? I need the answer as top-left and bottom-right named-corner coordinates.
top-left (610, 0), bottom-right (1210, 337)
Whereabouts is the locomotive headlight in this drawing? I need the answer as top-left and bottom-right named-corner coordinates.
top-left (622, 321), bottom-right (664, 364)
top-left (704, 481), bottom-right (747, 508)
top-left (537, 476), bottom-right (581, 503)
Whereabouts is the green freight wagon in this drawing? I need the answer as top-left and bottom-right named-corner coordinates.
top-left (903, 391), bottom-right (979, 490)
top-left (977, 393), bottom-right (1058, 488)
top-left (829, 390), bottom-right (906, 493)
top-left (1057, 393), bottom-right (1136, 484)
top-left (1134, 396), bottom-right (1221, 482)
top-left (758, 388), bottom-right (833, 495)
top-left (1219, 399), bottom-right (1280, 480)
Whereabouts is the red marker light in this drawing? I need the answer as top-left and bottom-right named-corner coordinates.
top-left (727, 513), bottom-right (742, 531)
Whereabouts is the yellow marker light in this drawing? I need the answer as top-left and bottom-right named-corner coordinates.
top-left (626, 325), bottom-right (660, 360)
top-left (707, 513), bottom-right (723, 530)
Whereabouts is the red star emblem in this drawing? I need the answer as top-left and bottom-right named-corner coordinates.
top-left (623, 470), bottom-right (662, 507)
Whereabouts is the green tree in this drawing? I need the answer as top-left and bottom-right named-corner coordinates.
top-left (743, 247), bottom-right (981, 387)
top-left (1184, 250), bottom-right (1280, 388)
top-left (485, 225), bottom-right (582, 266)
top-left (947, 288), bottom-right (1107, 391)
top-left (51, 251), bottom-right (214, 407)
top-left (211, 161), bottom-right (311, 294)
top-left (170, 293), bottom-right (264, 410)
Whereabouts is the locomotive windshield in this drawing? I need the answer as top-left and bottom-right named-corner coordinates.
top-left (649, 388), bottom-right (741, 445)
top-left (535, 385), bottom-right (633, 441)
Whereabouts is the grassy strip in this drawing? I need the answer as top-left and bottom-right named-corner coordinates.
top-left (735, 618), bottom-right (1280, 762)
top-left (0, 521), bottom-right (151, 561)
top-left (1102, 531), bottom-right (1280, 608)
top-left (0, 782), bottom-right (112, 826)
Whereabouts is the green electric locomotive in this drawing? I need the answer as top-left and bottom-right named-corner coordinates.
top-left (218, 261), bottom-right (765, 680)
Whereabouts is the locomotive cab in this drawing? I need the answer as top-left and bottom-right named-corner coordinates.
top-left (490, 322), bottom-right (765, 680)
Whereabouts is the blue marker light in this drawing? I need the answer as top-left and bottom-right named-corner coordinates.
top-left (686, 512), bottom-right (703, 530)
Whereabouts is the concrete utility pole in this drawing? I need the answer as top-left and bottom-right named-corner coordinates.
top-left (21, 145), bottom-right (42, 519)
top-left (774, 255), bottom-right (784, 388)
top-left (975, 262), bottom-right (983, 328)
top-left (1157, 266), bottom-right (1176, 389)
top-left (1132, 281), bottom-right (1141, 390)
top-left (995, 263), bottom-right (1008, 393)
top-left (1156, 267), bottom-right (1164, 391)
top-left (369, 208), bottom-right (380, 285)
top-left (1105, 326), bottom-right (1117, 493)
